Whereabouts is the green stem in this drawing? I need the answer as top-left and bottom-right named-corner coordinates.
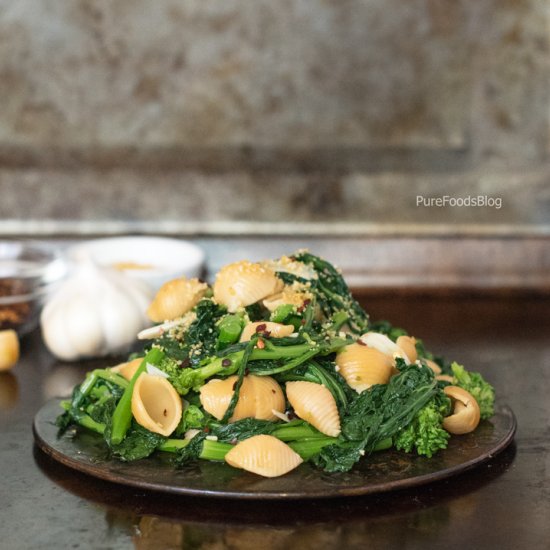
top-left (200, 440), bottom-right (233, 461)
top-left (77, 415), bottom-right (106, 435)
top-left (252, 348), bottom-right (319, 375)
top-left (289, 435), bottom-right (393, 461)
top-left (271, 423), bottom-right (326, 441)
top-left (330, 311), bottom-right (349, 332)
top-left (60, 396), bottom-right (105, 435)
top-left (110, 348), bottom-right (164, 445)
top-left (157, 438), bottom-right (190, 453)
top-left (95, 369), bottom-right (129, 388)
top-left (288, 437), bottom-right (338, 460)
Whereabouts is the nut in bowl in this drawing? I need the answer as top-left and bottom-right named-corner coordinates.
top-left (66, 237), bottom-right (205, 292)
top-left (0, 241), bottom-right (66, 336)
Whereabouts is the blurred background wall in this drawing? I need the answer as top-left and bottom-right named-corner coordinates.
top-left (0, 0), bottom-right (548, 236)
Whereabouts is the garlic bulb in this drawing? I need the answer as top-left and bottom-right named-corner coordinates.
top-left (40, 262), bottom-right (153, 360)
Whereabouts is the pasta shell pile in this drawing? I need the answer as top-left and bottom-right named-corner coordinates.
top-left (58, 252), bottom-right (492, 481)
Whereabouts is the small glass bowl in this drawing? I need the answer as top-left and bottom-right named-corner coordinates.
top-left (0, 241), bottom-right (67, 336)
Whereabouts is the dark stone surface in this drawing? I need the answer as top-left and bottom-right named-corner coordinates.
top-left (1, 291), bottom-right (549, 549)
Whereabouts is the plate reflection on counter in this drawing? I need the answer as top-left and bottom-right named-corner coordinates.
top-left (0, 372), bottom-right (18, 409)
top-left (34, 442), bottom-right (517, 549)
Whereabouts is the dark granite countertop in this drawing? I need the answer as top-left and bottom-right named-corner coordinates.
top-left (1, 291), bottom-right (549, 549)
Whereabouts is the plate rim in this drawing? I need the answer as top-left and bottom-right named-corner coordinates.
top-left (33, 399), bottom-right (517, 500)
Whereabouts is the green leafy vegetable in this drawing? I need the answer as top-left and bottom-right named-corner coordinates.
top-left (394, 396), bottom-right (451, 457)
top-left (314, 361), bottom-right (445, 472)
top-left (105, 421), bottom-right (165, 462)
top-left (451, 362), bottom-right (495, 420)
top-left (294, 251), bottom-right (369, 334)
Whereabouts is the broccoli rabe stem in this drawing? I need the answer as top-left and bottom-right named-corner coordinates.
top-left (158, 437), bottom-right (232, 461)
top-left (176, 336), bottom-right (348, 394)
top-left (330, 311), bottom-right (349, 332)
top-left (289, 436), bottom-right (393, 461)
top-left (200, 440), bottom-right (234, 461)
top-left (110, 348), bottom-right (164, 445)
top-left (59, 401), bottom-right (106, 435)
top-left (271, 422), bottom-right (327, 441)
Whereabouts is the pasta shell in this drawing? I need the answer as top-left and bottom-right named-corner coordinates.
top-left (335, 343), bottom-right (393, 393)
top-left (199, 377), bottom-right (241, 421)
top-left (213, 261), bottom-right (283, 313)
top-left (359, 332), bottom-right (411, 364)
top-left (442, 386), bottom-right (480, 434)
top-left (425, 359), bottom-right (442, 375)
top-left (249, 375), bottom-right (286, 420)
top-left (225, 434), bottom-right (303, 477)
top-left (396, 336), bottom-right (418, 363)
top-left (110, 357), bottom-right (142, 381)
top-left (285, 381), bottom-right (341, 437)
top-left (131, 373), bottom-right (183, 436)
top-left (147, 278), bottom-right (207, 322)
top-left (199, 375), bottom-right (284, 422)
top-left (239, 321), bottom-right (295, 342)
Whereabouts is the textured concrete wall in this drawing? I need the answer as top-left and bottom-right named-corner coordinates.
top-left (0, 0), bottom-right (548, 234)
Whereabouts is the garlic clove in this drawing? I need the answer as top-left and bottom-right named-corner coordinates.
top-left (0, 330), bottom-right (20, 371)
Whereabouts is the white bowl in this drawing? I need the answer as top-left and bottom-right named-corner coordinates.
top-left (66, 237), bottom-right (205, 291)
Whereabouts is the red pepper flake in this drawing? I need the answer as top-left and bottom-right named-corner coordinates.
top-left (244, 368), bottom-right (250, 376)
top-left (255, 323), bottom-right (267, 333)
top-left (271, 389), bottom-right (276, 394)
top-left (232, 381), bottom-right (238, 390)
top-left (179, 358), bottom-right (191, 368)
top-left (222, 358), bottom-right (232, 368)
top-left (163, 409), bottom-right (167, 417)
top-left (256, 338), bottom-right (265, 349)
top-left (357, 339), bottom-right (366, 346)
top-left (203, 427), bottom-right (210, 433)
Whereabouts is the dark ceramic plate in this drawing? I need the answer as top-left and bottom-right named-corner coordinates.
top-left (33, 399), bottom-right (516, 500)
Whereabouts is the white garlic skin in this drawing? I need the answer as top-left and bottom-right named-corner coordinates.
top-left (40, 262), bottom-right (153, 361)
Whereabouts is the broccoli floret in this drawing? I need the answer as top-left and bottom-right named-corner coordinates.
top-left (451, 362), bottom-right (495, 420)
top-left (394, 397), bottom-right (451, 458)
top-left (157, 355), bottom-right (233, 395)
